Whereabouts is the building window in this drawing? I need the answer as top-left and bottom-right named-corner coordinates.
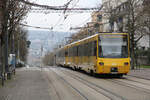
top-left (97, 15), bottom-right (102, 22)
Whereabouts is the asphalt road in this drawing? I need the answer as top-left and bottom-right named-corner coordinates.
top-left (0, 66), bottom-right (150, 100)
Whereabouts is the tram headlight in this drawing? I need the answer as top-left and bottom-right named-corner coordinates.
top-left (124, 62), bottom-right (129, 66)
top-left (99, 62), bottom-right (104, 66)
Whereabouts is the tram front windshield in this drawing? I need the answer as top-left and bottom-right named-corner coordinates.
top-left (99, 34), bottom-right (128, 58)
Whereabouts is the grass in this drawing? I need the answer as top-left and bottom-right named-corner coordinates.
top-left (140, 65), bottom-right (150, 68)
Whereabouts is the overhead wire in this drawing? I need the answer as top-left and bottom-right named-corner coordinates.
top-left (20, 23), bottom-right (53, 30)
top-left (52, 0), bottom-right (76, 31)
top-left (18, 0), bottom-right (64, 10)
top-left (20, 0), bottom-right (102, 31)
top-left (18, 0), bottom-right (100, 11)
top-left (60, 0), bottom-right (80, 31)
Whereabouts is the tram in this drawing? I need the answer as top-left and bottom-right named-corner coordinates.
top-left (55, 33), bottom-right (130, 76)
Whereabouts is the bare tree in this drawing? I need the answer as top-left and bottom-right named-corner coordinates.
top-left (14, 27), bottom-right (28, 63)
top-left (0, 0), bottom-right (30, 81)
top-left (43, 52), bottom-right (55, 66)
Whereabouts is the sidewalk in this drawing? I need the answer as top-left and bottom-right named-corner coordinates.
top-left (0, 68), bottom-right (51, 100)
top-left (128, 68), bottom-right (150, 80)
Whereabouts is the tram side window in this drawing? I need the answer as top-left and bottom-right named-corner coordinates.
top-left (84, 43), bottom-right (88, 56)
top-left (89, 42), bottom-right (92, 56)
top-left (70, 47), bottom-right (72, 57)
top-left (75, 46), bottom-right (77, 56)
top-left (78, 45), bottom-right (80, 56)
top-left (84, 43), bottom-right (86, 56)
top-left (91, 41), bottom-right (97, 56)
top-left (79, 44), bottom-right (84, 56)
top-left (82, 45), bottom-right (84, 56)
top-left (72, 47), bottom-right (74, 56)
top-left (80, 45), bottom-right (83, 56)
top-left (74, 46), bottom-right (78, 56)
top-left (65, 50), bottom-right (68, 57)
top-left (87, 43), bottom-right (90, 56)
top-left (70, 47), bottom-right (73, 57)
top-left (72, 46), bottom-right (75, 56)
top-left (94, 41), bottom-right (97, 56)
top-left (83, 44), bottom-right (86, 56)
top-left (78, 44), bottom-right (82, 57)
top-left (68, 48), bottom-right (71, 57)
top-left (77, 46), bottom-right (79, 56)
top-left (71, 47), bottom-right (74, 57)
top-left (91, 42), bottom-right (94, 56)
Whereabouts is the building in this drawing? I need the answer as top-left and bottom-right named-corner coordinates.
top-left (69, 11), bottom-right (103, 43)
top-left (102, 0), bottom-right (127, 8)
top-left (101, 0), bottom-right (150, 48)
top-left (90, 11), bottom-right (103, 32)
top-left (101, 0), bottom-right (128, 32)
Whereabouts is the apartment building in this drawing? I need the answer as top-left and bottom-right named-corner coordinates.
top-left (101, 0), bottom-right (150, 49)
top-left (90, 11), bottom-right (103, 32)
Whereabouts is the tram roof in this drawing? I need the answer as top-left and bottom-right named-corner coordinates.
top-left (57, 32), bottom-right (128, 51)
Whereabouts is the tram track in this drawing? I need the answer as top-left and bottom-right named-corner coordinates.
top-left (127, 74), bottom-right (150, 81)
top-left (57, 68), bottom-right (127, 100)
top-left (61, 67), bottom-right (150, 91)
top-left (106, 79), bottom-right (150, 94)
top-left (44, 71), bottom-right (62, 100)
top-left (43, 67), bottom-right (88, 100)
top-left (50, 68), bottom-right (90, 100)
top-left (107, 75), bottom-right (150, 93)
top-left (124, 76), bottom-right (150, 86)
top-left (59, 67), bottom-right (150, 100)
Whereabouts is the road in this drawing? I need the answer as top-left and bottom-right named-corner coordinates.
top-left (1, 66), bottom-right (150, 100)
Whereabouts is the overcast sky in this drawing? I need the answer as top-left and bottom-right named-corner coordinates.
top-left (25, 0), bottom-right (102, 32)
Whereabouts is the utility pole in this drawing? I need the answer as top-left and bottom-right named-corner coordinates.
top-left (0, 38), bottom-right (4, 86)
top-left (40, 44), bottom-right (43, 70)
top-left (149, 29), bottom-right (150, 48)
top-left (4, 26), bottom-right (9, 79)
top-left (149, 25), bottom-right (150, 48)
top-left (12, 34), bottom-right (15, 75)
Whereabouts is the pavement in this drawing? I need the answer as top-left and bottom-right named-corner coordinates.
top-left (0, 67), bottom-right (51, 100)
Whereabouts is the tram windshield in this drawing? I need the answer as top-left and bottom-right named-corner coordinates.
top-left (99, 34), bottom-right (128, 58)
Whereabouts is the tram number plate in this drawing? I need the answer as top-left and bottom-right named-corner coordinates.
top-left (111, 67), bottom-right (118, 74)
top-left (111, 72), bottom-right (118, 74)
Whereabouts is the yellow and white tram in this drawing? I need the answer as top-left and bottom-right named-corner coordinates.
top-left (55, 33), bottom-right (130, 76)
